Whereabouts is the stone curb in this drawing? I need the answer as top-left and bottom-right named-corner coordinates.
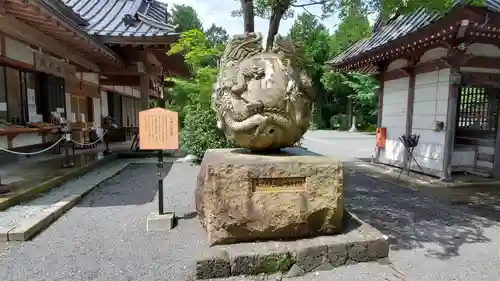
top-left (195, 211), bottom-right (389, 280)
top-left (348, 161), bottom-right (500, 189)
top-left (0, 155), bottom-right (118, 211)
top-left (1, 162), bottom-right (131, 242)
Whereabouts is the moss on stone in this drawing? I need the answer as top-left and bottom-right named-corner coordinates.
top-left (254, 253), bottom-right (295, 274)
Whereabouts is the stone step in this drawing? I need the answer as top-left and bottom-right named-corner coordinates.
top-left (0, 160), bottom-right (131, 242)
top-left (195, 212), bottom-right (389, 280)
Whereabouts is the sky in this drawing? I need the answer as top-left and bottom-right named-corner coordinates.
top-left (159, 0), bottom-right (376, 36)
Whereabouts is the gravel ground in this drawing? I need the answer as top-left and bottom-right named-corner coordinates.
top-left (303, 131), bottom-right (500, 281)
top-left (0, 160), bottom-right (130, 229)
top-left (0, 162), bottom-right (205, 281)
top-left (0, 134), bottom-right (499, 281)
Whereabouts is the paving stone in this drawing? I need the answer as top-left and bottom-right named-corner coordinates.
top-left (0, 226), bottom-right (15, 242)
top-left (313, 262), bottom-right (335, 272)
top-left (295, 244), bottom-right (328, 273)
top-left (197, 212), bottom-right (389, 279)
top-left (285, 264), bottom-right (305, 278)
top-left (7, 212), bottom-right (54, 241)
top-left (230, 253), bottom-right (259, 276)
top-left (43, 195), bottom-right (82, 220)
top-left (327, 243), bottom-right (348, 267)
top-left (348, 241), bottom-right (373, 263)
top-left (196, 250), bottom-right (231, 279)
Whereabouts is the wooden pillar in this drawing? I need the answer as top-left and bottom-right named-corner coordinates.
top-left (140, 74), bottom-right (149, 110)
top-left (374, 64), bottom-right (387, 163)
top-left (493, 100), bottom-right (500, 178)
top-left (347, 98), bottom-right (353, 129)
top-left (402, 67), bottom-right (416, 167)
top-left (441, 69), bottom-right (459, 181)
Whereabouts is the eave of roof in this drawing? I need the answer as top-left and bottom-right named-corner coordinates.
top-left (29, 0), bottom-right (124, 66)
top-left (62, 0), bottom-right (176, 38)
top-left (329, 0), bottom-right (500, 71)
top-left (38, 0), bottom-right (88, 26)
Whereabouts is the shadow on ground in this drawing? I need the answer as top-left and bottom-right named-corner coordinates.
top-left (344, 169), bottom-right (496, 260)
top-left (78, 163), bottom-right (172, 207)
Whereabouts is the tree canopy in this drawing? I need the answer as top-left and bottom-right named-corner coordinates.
top-left (169, 4), bottom-right (203, 32)
top-left (234, 0), bottom-right (484, 49)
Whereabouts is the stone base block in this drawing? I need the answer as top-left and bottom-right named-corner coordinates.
top-left (196, 148), bottom-right (344, 246)
top-left (195, 211), bottom-right (389, 279)
top-left (146, 212), bottom-right (175, 232)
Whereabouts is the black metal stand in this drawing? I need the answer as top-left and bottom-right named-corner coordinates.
top-left (130, 133), bottom-right (139, 151)
top-left (62, 133), bottom-right (75, 169)
top-left (157, 149), bottom-right (164, 215)
top-left (103, 133), bottom-right (112, 155)
top-left (397, 134), bottom-right (426, 180)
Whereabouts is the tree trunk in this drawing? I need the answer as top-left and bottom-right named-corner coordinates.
top-left (265, 1), bottom-right (290, 50)
top-left (240, 0), bottom-right (255, 33)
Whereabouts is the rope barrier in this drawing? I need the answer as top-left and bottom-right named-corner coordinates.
top-left (0, 129), bottom-right (109, 156)
top-left (70, 130), bottom-right (108, 147)
top-left (0, 136), bottom-right (65, 156)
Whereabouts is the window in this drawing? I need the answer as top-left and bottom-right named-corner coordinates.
top-left (456, 87), bottom-right (499, 138)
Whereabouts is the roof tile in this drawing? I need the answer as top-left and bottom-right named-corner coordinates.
top-left (62, 0), bottom-right (176, 37)
top-left (330, 0), bottom-right (500, 66)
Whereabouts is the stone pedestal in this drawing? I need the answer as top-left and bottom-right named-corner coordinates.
top-left (196, 148), bottom-right (344, 246)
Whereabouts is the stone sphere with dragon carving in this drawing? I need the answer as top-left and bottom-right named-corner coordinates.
top-left (212, 33), bottom-right (316, 151)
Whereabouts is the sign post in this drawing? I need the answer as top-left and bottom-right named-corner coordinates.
top-left (139, 107), bottom-right (179, 230)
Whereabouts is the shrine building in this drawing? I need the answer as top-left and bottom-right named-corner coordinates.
top-left (329, 1), bottom-right (500, 180)
top-left (0, 0), bottom-right (188, 158)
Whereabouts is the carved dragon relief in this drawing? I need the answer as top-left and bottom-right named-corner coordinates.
top-left (212, 32), bottom-right (315, 151)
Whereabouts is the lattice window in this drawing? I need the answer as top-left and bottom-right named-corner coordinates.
top-left (456, 87), bottom-right (499, 138)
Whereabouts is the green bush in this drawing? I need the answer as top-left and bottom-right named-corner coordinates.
top-left (330, 114), bottom-right (349, 130)
top-left (180, 104), bottom-right (233, 159)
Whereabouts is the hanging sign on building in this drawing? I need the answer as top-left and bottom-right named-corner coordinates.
top-left (34, 53), bottom-right (76, 80)
top-left (139, 108), bottom-right (179, 150)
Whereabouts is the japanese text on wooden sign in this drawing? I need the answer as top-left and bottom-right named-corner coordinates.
top-left (139, 107), bottom-right (179, 150)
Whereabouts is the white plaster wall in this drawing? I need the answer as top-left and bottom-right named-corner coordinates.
top-left (466, 43), bottom-right (500, 58)
top-left (419, 47), bottom-right (448, 63)
top-left (477, 146), bottom-right (495, 169)
top-left (93, 97), bottom-right (101, 127)
top-left (5, 38), bottom-right (34, 65)
top-left (0, 136), bottom-right (8, 149)
top-left (411, 69), bottom-right (450, 172)
top-left (100, 91), bottom-right (109, 117)
top-left (387, 59), bottom-right (408, 71)
top-left (380, 77), bottom-right (409, 164)
top-left (11, 133), bottom-right (43, 148)
top-left (80, 72), bottom-right (99, 84)
top-left (452, 149), bottom-right (476, 167)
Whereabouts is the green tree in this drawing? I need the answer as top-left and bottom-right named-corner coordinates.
top-left (321, 0), bottom-right (377, 130)
top-left (168, 29), bottom-right (233, 158)
top-left (205, 24), bottom-right (230, 47)
top-left (168, 29), bottom-right (221, 70)
top-left (234, 0), bottom-right (483, 50)
top-left (288, 13), bottom-right (332, 128)
top-left (169, 4), bottom-right (203, 32)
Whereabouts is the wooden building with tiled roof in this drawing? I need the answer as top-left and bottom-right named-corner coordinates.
top-left (329, 1), bottom-right (500, 180)
top-left (0, 0), bottom-right (188, 156)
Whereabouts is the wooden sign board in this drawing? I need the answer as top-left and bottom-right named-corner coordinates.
top-left (139, 107), bottom-right (179, 150)
top-left (34, 52), bottom-right (75, 79)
